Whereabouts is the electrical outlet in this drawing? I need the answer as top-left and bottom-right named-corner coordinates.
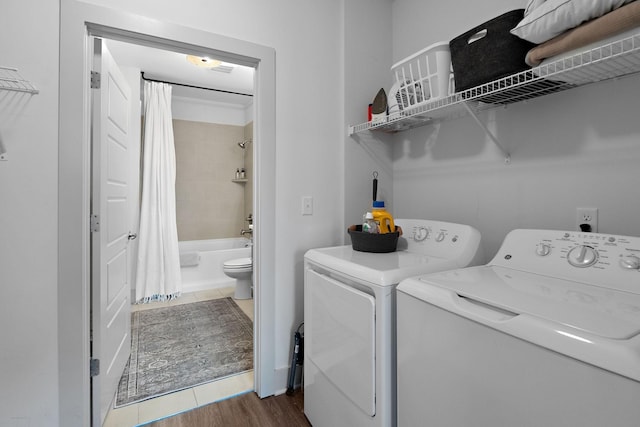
top-left (576, 207), bottom-right (598, 233)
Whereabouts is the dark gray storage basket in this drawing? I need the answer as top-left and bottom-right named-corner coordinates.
top-left (449, 10), bottom-right (535, 92)
top-left (348, 225), bottom-right (400, 253)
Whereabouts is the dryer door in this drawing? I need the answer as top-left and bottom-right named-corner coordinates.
top-left (306, 269), bottom-right (376, 416)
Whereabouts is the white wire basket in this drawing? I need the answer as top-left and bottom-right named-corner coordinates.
top-left (389, 42), bottom-right (453, 115)
top-left (349, 30), bottom-right (640, 136)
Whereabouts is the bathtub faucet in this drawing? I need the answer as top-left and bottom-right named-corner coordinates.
top-left (241, 228), bottom-right (253, 237)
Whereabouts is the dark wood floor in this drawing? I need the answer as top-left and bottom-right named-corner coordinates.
top-left (144, 389), bottom-right (311, 427)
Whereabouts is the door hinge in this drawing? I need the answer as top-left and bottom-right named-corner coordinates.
top-left (90, 71), bottom-right (101, 89)
top-left (90, 214), bottom-right (100, 232)
top-left (90, 358), bottom-right (100, 377)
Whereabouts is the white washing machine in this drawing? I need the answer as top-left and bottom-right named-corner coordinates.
top-left (397, 229), bottom-right (640, 427)
top-left (304, 219), bottom-right (483, 427)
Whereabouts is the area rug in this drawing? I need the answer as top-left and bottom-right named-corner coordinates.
top-left (115, 298), bottom-right (253, 407)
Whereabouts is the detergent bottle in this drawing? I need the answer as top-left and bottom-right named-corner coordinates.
top-left (372, 201), bottom-right (395, 234)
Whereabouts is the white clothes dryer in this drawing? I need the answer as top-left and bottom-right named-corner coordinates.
top-left (304, 219), bottom-right (483, 427)
top-left (397, 229), bottom-right (640, 427)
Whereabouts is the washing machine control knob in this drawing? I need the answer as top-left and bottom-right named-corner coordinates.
top-left (436, 231), bottom-right (446, 242)
top-left (536, 243), bottom-right (551, 256)
top-left (567, 245), bottom-right (599, 268)
top-left (619, 255), bottom-right (640, 270)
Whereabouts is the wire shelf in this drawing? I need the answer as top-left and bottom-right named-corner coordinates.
top-left (349, 31), bottom-right (640, 136)
top-left (0, 66), bottom-right (39, 95)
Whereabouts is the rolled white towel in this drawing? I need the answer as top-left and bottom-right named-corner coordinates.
top-left (180, 252), bottom-right (200, 267)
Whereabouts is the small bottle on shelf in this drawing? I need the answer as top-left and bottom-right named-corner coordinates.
top-left (235, 168), bottom-right (240, 179)
top-left (240, 168), bottom-right (246, 179)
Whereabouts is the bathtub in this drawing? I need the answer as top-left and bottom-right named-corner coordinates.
top-left (179, 237), bottom-right (251, 293)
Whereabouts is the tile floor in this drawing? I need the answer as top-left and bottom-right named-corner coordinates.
top-left (103, 287), bottom-right (254, 427)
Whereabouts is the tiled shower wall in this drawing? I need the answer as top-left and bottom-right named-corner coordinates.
top-left (173, 119), bottom-right (253, 241)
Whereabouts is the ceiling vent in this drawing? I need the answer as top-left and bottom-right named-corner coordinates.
top-left (209, 65), bottom-right (234, 74)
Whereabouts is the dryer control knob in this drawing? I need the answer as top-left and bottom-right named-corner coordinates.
top-left (414, 227), bottom-right (429, 242)
top-left (536, 243), bottom-right (551, 256)
top-left (619, 255), bottom-right (640, 270)
top-left (436, 232), bottom-right (446, 242)
top-left (567, 245), bottom-right (598, 268)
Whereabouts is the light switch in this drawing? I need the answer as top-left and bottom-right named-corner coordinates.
top-left (302, 196), bottom-right (313, 215)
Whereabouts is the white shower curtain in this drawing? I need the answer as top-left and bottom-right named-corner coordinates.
top-left (135, 81), bottom-right (182, 303)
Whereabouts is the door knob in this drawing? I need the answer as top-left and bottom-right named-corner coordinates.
top-left (127, 232), bottom-right (137, 241)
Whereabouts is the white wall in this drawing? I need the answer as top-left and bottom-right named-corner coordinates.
top-left (391, 0), bottom-right (640, 259)
top-left (0, 1), bottom-right (60, 426)
top-left (344, 0), bottom-right (394, 231)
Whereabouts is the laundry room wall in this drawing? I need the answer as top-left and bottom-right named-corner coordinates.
top-left (344, 0), bottom-right (394, 231)
top-left (0, 1), bottom-right (60, 426)
top-left (390, 0), bottom-right (640, 258)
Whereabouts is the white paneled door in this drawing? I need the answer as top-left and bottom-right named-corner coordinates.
top-left (91, 38), bottom-right (133, 426)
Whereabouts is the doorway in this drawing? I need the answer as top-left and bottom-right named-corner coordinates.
top-left (59, 2), bottom-right (277, 426)
top-left (96, 36), bottom-right (256, 426)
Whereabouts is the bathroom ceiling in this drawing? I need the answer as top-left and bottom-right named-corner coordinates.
top-left (106, 39), bottom-right (255, 106)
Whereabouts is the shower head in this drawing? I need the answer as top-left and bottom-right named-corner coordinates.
top-left (238, 140), bottom-right (252, 149)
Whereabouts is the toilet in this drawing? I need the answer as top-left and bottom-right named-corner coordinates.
top-left (223, 257), bottom-right (253, 299)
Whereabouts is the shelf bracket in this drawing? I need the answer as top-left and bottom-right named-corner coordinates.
top-left (0, 136), bottom-right (7, 161)
top-left (462, 102), bottom-right (510, 164)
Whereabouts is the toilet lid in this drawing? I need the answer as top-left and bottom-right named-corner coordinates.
top-left (225, 257), bottom-right (252, 268)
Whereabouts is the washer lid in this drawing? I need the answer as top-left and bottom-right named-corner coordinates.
top-left (305, 245), bottom-right (455, 287)
top-left (397, 265), bottom-right (640, 381)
